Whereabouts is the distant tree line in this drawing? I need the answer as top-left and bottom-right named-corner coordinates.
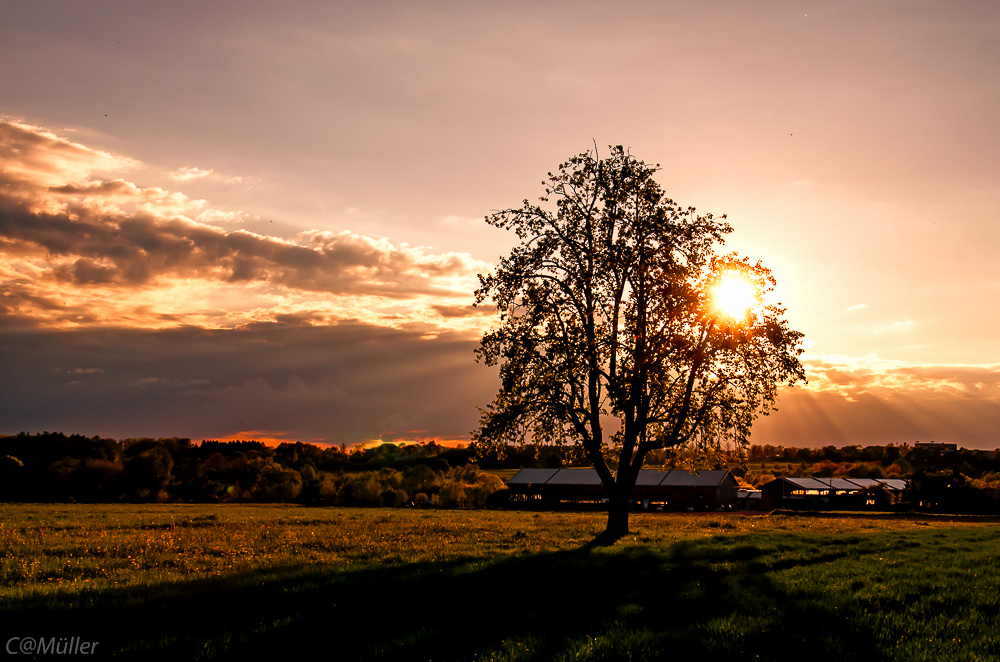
top-left (0, 432), bottom-right (507, 506)
top-left (3, 433), bottom-right (999, 513)
top-left (742, 442), bottom-right (1000, 480)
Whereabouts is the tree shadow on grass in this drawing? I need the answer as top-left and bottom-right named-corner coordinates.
top-left (4, 536), bottom-right (885, 661)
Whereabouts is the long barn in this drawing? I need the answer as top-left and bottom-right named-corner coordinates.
top-left (505, 468), bottom-right (739, 510)
top-left (761, 476), bottom-right (907, 510)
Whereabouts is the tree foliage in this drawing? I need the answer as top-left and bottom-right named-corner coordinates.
top-left (472, 146), bottom-right (806, 537)
top-left (0, 432), bottom-right (502, 506)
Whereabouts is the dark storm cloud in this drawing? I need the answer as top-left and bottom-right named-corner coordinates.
top-left (0, 320), bottom-right (496, 445)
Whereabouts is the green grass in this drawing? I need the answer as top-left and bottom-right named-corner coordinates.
top-left (2, 505), bottom-right (998, 661)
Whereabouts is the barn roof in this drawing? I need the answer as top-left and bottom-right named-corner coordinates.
top-left (545, 469), bottom-right (604, 485)
top-left (826, 478), bottom-right (867, 490)
top-left (659, 469), bottom-right (732, 487)
top-left (847, 478), bottom-right (907, 491)
top-left (636, 469), bottom-right (671, 485)
top-left (769, 476), bottom-right (908, 492)
top-left (506, 468), bottom-right (733, 488)
top-left (780, 477), bottom-right (833, 491)
top-left (842, 477), bottom-right (878, 489)
top-left (505, 468), bottom-right (560, 485)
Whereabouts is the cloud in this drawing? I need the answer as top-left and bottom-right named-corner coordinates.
top-left (4, 321), bottom-right (996, 448)
top-left (801, 353), bottom-right (1000, 398)
top-left (167, 166), bottom-right (244, 184)
top-left (432, 304), bottom-right (497, 318)
top-left (846, 303), bottom-right (866, 310)
top-left (750, 353), bottom-right (1000, 448)
top-left (0, 121), bottom-right (139, 191)
top-left (0, 321), bottom-right (496, 446)
top-left (168, 166), bottom-right (212, 181)
top-left (0, 205), bottom-right (483, 296)
top-left (0, 121), bottom-right (492, 331)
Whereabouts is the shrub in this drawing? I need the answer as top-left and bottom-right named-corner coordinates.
top-left (867, 463), bottom-right (886, 479)
top-left (466, 473), bottom-right (505, 507)
top-left (439, 481), bottom-right (466, 507)
top-left (754, 474), bottom-right (776, 488)
top-left (847, 463), bottom-right (871, 479)
top-left (254, 463), bottom-right (303, 502)
top-left (299, 464), bottom-right (318, 483)
top-left (305, 472), bottom-right (340, 505)
top-left (338, 473), bottom-right (382, 505)
top-left (812, 460), bottom-right (838, 477)
top-left (378, 468), bottom-right (404, 490)
top-left (403, 464), bottom-right (437, 494)
top-left (450, 464), bottom-right (482, 484)
top-left (380, 488), bottom-right (408, 507)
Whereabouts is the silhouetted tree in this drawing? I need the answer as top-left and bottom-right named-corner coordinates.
top-left (473, 146), bottom-right (804, 539)
top-left (120, 444), bottom-right (173, 500)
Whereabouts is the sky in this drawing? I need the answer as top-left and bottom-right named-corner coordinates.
top-left (1, 0), bottom-right (999, 449)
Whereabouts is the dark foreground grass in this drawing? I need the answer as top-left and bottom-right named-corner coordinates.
top-left (1, 505), bottom-right (999, 661)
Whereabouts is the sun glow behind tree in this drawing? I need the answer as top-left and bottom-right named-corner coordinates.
top-left (712, 271), bottom-right (759, 319)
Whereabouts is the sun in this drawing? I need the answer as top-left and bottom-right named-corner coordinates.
top-left (712, 273), bottom-right (757, 318)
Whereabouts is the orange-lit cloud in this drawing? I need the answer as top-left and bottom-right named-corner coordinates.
top-left (167, 166), bottom-right (244, 184)
top-left (801, 353), bottom-right (1000, 402)
top-left (0, 121), bottom-right (493, 332)
top-left (753, 354), bottom-right (1000, 447)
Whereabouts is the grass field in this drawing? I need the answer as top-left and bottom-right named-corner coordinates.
top-left (2, 505), bottom-right (999, 661)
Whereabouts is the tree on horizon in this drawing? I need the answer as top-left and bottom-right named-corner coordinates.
top-left (472, 146), bottom-right (805, 540)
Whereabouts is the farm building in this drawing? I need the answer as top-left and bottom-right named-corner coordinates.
top-left (737, 489), bottom-right (762, 510)
top-left (505, 468), bottom-right (739, 510)
top-left (761, 476), bottom-right (907, 510)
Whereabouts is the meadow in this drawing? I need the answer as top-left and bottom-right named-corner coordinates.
top-left (2, 504), bottom-right (999, 661)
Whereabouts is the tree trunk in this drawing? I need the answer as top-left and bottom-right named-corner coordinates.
top-left (604, 494), bottom-right (630, 540)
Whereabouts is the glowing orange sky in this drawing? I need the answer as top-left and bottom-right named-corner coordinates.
top-left (1, 1), bottom-right (998, 448)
